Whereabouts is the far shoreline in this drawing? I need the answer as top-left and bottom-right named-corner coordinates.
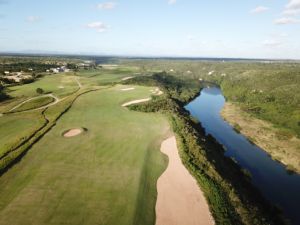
top-left (221, 102), bottom-right (300, 174)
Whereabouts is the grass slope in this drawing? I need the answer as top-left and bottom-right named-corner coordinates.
top-left (0, 111), bottom-right (45, 158)
top-left (0, 85), bottom-right (169, 225)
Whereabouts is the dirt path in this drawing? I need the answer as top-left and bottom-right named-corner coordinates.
top-left (156, 136), bottom-right (214, 225)
top-left (9, 94), bottom-right (59, 112)
top-left (8, 77), bottom-right (83, 113)
top-left (75, 77), bottom-right (82, 88)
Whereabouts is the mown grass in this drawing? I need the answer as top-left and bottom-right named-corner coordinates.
top-left (0, 111), bottom-right (45, 158)
top-left (0, 84), bottom-right (169, 225)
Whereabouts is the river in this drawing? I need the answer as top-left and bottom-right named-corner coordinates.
top-left (185, 87), bottom-right (300, 225)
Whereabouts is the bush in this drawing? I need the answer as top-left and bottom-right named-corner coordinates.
top-left (36, 88), bottom-right (44, 95)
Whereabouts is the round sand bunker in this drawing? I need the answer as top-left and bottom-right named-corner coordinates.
top-left (63, 128), bottom-right (87, 138)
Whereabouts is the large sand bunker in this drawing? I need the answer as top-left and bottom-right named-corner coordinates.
top-left (121, 87), bottom-right (135, 91)
top-left (122, 76), bottom-right (134, 81)
top-left (156, 136), bottom-right (214, 225)
top-left (63, 128), bottom-right (86, 137)
top-left (122, 98), bottom-right (151, 107)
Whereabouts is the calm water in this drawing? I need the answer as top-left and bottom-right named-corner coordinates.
top-left (185, 87), bottom-right (300, 225)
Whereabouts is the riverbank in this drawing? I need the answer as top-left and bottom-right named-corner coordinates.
top-left (155, 136), bottom-right (214, 225)
top-left (221, 102), bottom-right (300, 173)
top-left (126, 73), bottom-right (289, 225)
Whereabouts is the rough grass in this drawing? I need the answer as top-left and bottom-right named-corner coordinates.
top-left (0, 85), bottom-right (169, 225)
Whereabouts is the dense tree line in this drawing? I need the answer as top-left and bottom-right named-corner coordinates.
top-left (0, 62), bottom-right (59, 74)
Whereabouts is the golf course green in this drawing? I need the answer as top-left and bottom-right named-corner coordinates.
top-left (0, 68), bottom-right (170, 225)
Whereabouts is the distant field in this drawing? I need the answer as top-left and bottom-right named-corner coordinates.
top-left (0, 66), bottom-right (169, 225)
top-left (77, 67), bottom-right (139, 86)
top-left (7, 73), bottom-right (79, 98)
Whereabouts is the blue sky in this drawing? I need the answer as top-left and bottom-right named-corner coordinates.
top-left (0, 0), bottom-right (300, 59)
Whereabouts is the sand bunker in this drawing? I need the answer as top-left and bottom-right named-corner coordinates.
top-left (63, 128), bottom-right (84, 137)
top-left (122, 98), bottom-right (151, 107)
top-left (121, 87), bottom-right (135, 91)
top-left (151, 88), bottom-right (163, 96)
top-left (156, 136), bottom-right (214, 225)
top-left (122, 76), bottom-right (133, 81)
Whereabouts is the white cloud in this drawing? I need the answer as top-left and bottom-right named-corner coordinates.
top-left (96, 2), bottom-right (117, 10)
top-left (263, 39), bottom-right (283, 47)
top-left (250, 6), bottom-right (269, 14)
top-left (271, 32), bottom-right (288, 38)
top-left (26, 16), bottom-right (41, 23)
top-left (168, 0), bottom-right (176, 5)
top-left (283, 0), bottom-right (300, 15)
top-left (86, 22), bottom-right (108, 32)
top-left (187, 35), bottom-right (196, 41)
top-left (274, 17), bottom-right (300, 24)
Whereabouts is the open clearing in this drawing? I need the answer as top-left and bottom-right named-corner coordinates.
top-left (155, 136), bottom-right (214, 225)
top-left (0, 73), bottom-right (170, 225)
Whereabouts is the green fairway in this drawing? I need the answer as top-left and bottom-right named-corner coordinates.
top-left (7, 74), bottom-right (79, 98)
top-left (0, 85), bottom-right (169, 225)
top-left (77, 67), bottom-right (139, 86)
top-left (0, 111), bottom-right (45, 158)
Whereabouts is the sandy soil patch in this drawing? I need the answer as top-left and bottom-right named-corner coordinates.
top-left (121, 87), bottom-right (135, 91)
top-left (122, 98), bottom-right (151, 107)
top-left (150, 88), bottom-right (163, 96)
top-left (63, 128), bottom-right (83, 137)
top-left (122, 76), bottom-right (133, 81)
top-left (156, 136), bottom-right (214, 225)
